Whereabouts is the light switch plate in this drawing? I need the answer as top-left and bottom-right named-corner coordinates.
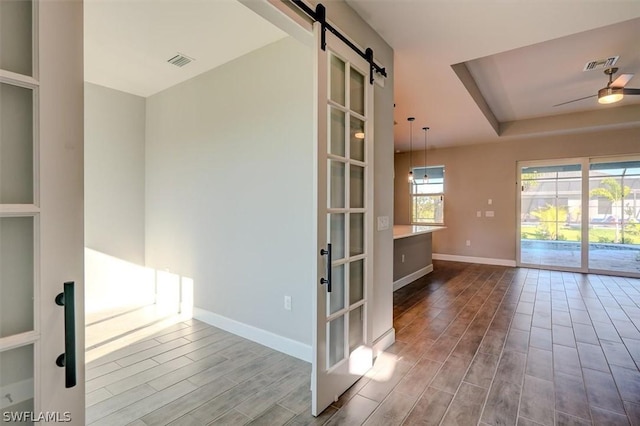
top-left (485, 211), bottom-right (495, 217)
top-left (377, 216), bottom-right (390, 231)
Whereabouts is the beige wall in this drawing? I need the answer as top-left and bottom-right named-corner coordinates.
top-left (395, 126), bottom-right (640, 262)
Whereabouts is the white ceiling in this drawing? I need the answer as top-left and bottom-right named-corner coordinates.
top-left (85, 0), bottom-right (640, 151)
top-left (465, 18), bottom-right (640, 123)
top-left (345, 0), bottom-right (640, 151)
top-left (84, 0), bottom-right (287, 97)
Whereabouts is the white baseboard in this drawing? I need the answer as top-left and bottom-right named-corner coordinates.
top-left (432, 253), bottom-right (516, 267)
top-left (372, 327), bottom-right (395, 357)
top-left (193, 307), bottom-right (312, 362)
top-left (393, 264), bottom-right (433, 292)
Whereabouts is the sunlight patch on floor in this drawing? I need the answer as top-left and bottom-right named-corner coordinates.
top-left (85, 248), bottom-right (194, 363)
top-left (366, 351), bottom-right (398, 382)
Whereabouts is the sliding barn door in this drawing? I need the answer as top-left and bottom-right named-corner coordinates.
top-left (0, 1), bottom-right (85, 423)
top-left (312, 22), bottom-right (374, 416)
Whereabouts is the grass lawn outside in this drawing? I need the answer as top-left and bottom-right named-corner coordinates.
top-left (521, 224), bottom-right (640, 245)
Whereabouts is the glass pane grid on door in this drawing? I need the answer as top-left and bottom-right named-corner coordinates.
top-left (325, 255), bottom-right (366, 320)
top-left (325, 298), bottom-right (367, 371)
top-left (325, 52), bottom-right (368, 371)
top-left (1, 0), bottom-right (39, 417)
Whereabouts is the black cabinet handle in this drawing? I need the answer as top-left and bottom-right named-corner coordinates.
top-left (320, 244), bottom-right (332, 292)
top-left (55, 281), bottom-right (76, 388)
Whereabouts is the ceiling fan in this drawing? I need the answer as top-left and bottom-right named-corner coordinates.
top-left (553, 67), bottom-right (640, 107)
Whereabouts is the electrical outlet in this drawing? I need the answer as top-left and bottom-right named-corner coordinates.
top-left (476, 211), bottom-right (481, 218)
top-left (284, 296), bottom-right (292, 311)
top-left (466, 240), bottom-right (471, 246)
top-left (401, 254), bottom-right (405, 263)
top-left (488, 199), bottom-right (492, 205)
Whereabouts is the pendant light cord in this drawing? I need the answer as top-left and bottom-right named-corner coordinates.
top-left (423, 126), bottom-right (429, 180)
top-left (408, 117), bottom-right (415, 182)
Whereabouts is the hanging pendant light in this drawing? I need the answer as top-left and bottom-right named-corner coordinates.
top-left (422, 126), bottom-right (429, 183)
top-left (407, 117), bottom-right (415, 183)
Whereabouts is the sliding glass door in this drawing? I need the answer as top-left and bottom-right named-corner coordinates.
top-left (518, 157), bottom-right (640, 277)
top-left (519, 162), bottom-right (583, 270)
top-left (589, 160), bottom-right (640, 274)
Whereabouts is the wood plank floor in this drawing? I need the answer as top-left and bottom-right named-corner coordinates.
top-left (86, 261), bottom-right (640, 425)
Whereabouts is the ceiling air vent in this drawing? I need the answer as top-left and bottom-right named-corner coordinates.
top-left (167, 53), bottom-right (194, 68)
top-left (583, 56), bottom-right (619, 72)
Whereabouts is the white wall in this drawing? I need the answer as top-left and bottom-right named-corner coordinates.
top-left (84, 83), bottom-right (149, 315)
top-left (84, 82), bottom-right (146, 264)
top-left (145, 37), bottom-right (314, 348)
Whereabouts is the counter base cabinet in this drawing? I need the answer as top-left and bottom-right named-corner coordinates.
top-left (392, 225), bottom-right (445, 292)
top-left (393, 233), bottom-right (433, 291)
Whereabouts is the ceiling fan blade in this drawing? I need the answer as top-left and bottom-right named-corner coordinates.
top-left (611, 73), bottom-right (634, 88)
top-left (622, 88), bottom-right (640, 95)
top-left (553, 94), bottom-right (597, 107)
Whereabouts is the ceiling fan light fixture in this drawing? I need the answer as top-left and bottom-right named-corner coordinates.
top-left (555, 66), bottom-right (638, 107)
top-left (598, 87), bottom-right (624, 104)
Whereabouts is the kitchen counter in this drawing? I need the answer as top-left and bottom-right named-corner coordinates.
top-left (393, 225), bottom-right (446, 239)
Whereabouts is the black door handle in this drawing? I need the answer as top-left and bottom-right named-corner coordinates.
top-left (320, 244), bottom-right (332, 292)
top-left (55, 281), bottom-right (76, 388)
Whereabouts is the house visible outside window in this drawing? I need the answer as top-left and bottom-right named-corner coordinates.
top-left (411, 166), bottom-right (445, 224)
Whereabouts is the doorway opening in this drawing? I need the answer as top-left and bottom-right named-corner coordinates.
top-left (83, 0), bottom-right (316, 423)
